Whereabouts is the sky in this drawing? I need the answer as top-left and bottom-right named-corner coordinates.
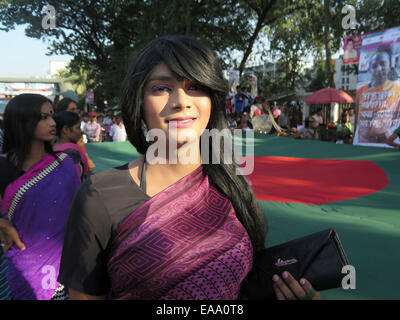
top-left (0, 24), bottom-right (343, 80)
top-left (0, 24), bottom-right (72, 78)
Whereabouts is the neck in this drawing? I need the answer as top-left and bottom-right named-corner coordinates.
top-left (23, 140), bottom-right (47, 170)
top-left (29, 140), bottom-right (46, 158)
top-left (54, 136), bottom-right (71, 147)
top-left (145, 143), bottom-right (202, 181)
top-left (370, 78), bottom-right (387, 88)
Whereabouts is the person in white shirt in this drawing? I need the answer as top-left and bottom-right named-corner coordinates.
top-left (80, 112), bottom-right (89, 143)
top-left (110, 114), bottom-right (127, 142)
top-left (102, 109), bottom-right (114, 127)
top-left (312, 111), bottom-right (323, 125)
top-left (83, 112), bottom-right (102, 142)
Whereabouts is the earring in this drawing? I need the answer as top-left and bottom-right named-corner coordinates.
top-left (141, 120), bottom-right (150, 142)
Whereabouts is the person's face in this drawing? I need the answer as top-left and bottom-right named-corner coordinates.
top-left (34, 102), bottom-right (56, 142)
top-left (143, 63), bottom-right (212, 146)
top-left (90, 116), bottom-right (96, 122)
top-left (116, 116), bottom-right (122, 124)
top-left (370, 53), bottom-right (390, 85)
top-left (66, 122), bottom-right (82, 143)
top-left (83, 116), bottom-right (89, 122)
top-left (67, 102), bottom-right (78, 113)
top-left (347, 41), bottom-right (354, 50)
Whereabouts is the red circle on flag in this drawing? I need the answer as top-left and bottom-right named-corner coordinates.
top-left (245, 156), bottom-right (389, 205)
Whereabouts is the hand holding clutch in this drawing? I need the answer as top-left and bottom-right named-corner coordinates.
top-left (272, 272), bottom-right (321, 300)
top-left (242, 229), bottom-right (349, 300)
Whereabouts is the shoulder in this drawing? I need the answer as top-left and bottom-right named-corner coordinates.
top-left (357, 84), bottom-right (369, 96)
top-left (71, 160), bottom-right (149, 232)
top-left (89, 163), bottom-right (130, 190)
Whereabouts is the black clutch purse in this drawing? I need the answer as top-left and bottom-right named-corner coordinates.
top-left (242, 229), bottom-right (350, 300)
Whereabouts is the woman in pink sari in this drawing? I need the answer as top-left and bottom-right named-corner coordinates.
top-left (53, 110), bottom-right (89, 181)
top-left (58, 36), bottom-right (320, 300)
top-left (0, 94), bottom-right (81, 300)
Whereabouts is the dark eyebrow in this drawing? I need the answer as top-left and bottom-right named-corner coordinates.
top-left (147, 75), bottom-right (176, 82)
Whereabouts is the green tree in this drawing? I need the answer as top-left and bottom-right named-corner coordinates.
top-left (0, 0), bottom-right (255, 107)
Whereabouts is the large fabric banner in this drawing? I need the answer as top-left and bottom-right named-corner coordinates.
top-left (354, 26), bottom-right (400, 147)
top-left (343, 34), bottom-right (362, 65)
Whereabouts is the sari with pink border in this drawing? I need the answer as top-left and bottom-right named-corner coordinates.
top-left (107, 166), bottom-right (253, 300)
top-left (54, 142), bottom-right (89, 180)
top-left (1, 153), bottom-right (80, 300)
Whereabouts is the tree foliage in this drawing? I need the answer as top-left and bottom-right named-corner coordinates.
top-left (1, 0), bottom-right (400, 103)
top-left (0, 0), bottom-right (254, 107)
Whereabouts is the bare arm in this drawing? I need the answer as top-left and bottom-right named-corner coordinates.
top-left (68, 288), bottom-right (107, 300)
top-left (386, 133), bottom-right (400, 148)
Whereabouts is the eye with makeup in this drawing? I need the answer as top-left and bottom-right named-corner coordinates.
top-left (150, 84), bottom-right (172, 95)
top-left (185, 81), bottom-right (209, 95)
top-left (40, 113), bottom-right (54, 121)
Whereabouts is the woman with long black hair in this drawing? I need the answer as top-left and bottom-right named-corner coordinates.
top-left (56, 98), bottom-right (96, 173)
top-left (53, 110), bottom-right (89, 181)
top-left (58, 35), bottom-right (319, 300)
top-left (0, 94), bottom-right (81, 299)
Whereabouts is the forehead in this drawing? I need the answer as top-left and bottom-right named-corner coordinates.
top-left (148, 63), bottom-right (175, 80)
top-left (41, 101), bottom-right (54, 113)
top-left (147, 62), bottom-right (191, 84)
top-left (371, 53), bottom-right (390, 64)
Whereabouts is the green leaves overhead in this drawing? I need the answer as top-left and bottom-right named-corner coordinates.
top-left (1, 0), bottom-right (399, 104)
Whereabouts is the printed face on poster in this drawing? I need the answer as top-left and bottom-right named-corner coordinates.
top-left (228, 70), bottom-right (240, 95)
top-left (354, 26), bottom-right (400, 147)
top-left (343, 35), bottom-right (362, 65)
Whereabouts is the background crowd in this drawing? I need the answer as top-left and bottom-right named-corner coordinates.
top-left (226, 87), bottom-right (356, 145)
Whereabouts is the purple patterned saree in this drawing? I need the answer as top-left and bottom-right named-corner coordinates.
top-left (1, 153), bottom-right (80, 300)
top-left (107, 166), bottom-right (253, 300)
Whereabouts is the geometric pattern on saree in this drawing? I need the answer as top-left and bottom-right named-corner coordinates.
top-left (107, 180), bottom-right (247, 299)
top-left (113, 187), bottom-right (228, 275)
top-left (160, 233), bottom-right (253, 300)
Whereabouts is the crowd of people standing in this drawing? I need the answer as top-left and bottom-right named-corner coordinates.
top-left (79, 108), bottom-right (127, 143)
top-left (0, 35), bottom-right (321, 301)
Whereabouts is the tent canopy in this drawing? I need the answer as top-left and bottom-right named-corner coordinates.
top-left (306, 87), bottom-right (354, 104)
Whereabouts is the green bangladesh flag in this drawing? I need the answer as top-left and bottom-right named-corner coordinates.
top-left (85, 133), bottom-right (400, 300)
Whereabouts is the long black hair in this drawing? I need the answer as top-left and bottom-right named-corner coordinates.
top-left (54, 110), bottom-right (81, 137)
top-left (56, 98), bottom-right (76, 113)
top-left (2, 94), bottom-right (57, 170)
top-left (120, 35), bottom-right (267, 252)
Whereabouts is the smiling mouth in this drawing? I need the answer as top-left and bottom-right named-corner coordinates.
top-left (166, 118), bottom-right (196, 128)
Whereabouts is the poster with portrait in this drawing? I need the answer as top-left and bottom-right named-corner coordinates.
top-left (228, 70), bottom-right (240, 95)
top-left (343, 34), bottom-right (363, 65)
top-left (353, 25), bottom-right (400, 147)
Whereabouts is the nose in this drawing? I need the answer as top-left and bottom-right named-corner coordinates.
top-left (49, 116), bottom-right (56, 127)
top-left (171, 87), bottom-right (192, 110)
